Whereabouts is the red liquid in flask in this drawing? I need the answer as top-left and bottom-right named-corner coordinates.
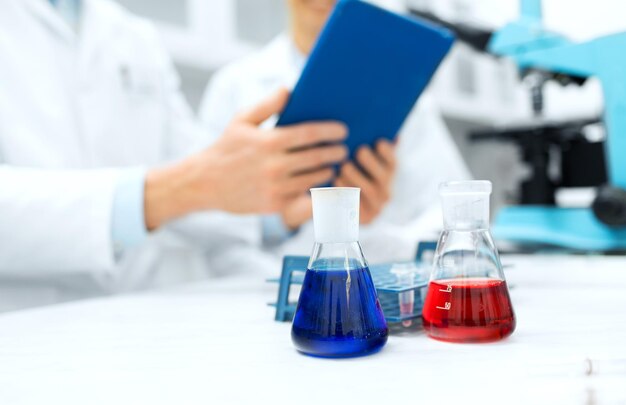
top-left (422, 278), bottom-right (515, 343)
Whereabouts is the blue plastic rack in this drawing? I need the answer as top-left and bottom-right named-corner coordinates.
top-left (268, 242), bottom-right (438, 324)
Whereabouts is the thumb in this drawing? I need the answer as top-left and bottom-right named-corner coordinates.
top-left (237, 87), bottom-right (290, 125)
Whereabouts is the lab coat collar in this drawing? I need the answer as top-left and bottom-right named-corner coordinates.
top-left (22, 0), bottom-right (118, 73)
top-left (22, 0), bottom-right (77, 44)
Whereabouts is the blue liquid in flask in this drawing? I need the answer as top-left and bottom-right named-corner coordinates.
top-left (291, 266), bottom-right (388, 358)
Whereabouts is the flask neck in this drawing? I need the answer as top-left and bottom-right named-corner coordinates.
top-left (439, 181), bottom-right (492, 231)
top-left (432, 229), bottom-right (505, 281)
top-left (308, 241), bottom-right (368, 271)
top-left (441, 195), bottom-right (490, 231)
top-left (443, 219), bottom-right (489, 231)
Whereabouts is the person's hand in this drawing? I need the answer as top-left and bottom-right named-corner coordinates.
top-left (335, 140), bottom-right (396, 225)
top-left (280, 139), bottom-right (397, 230)
top-left (280, 194), bottom-right (313, 231)
top-left (144, 89), bottom-right (348, 230)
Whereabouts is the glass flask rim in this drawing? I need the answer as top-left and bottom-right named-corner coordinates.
top-left (310, 186), bottom-right (360, 192)
top-left (439, 180), bottom-right (492, 196)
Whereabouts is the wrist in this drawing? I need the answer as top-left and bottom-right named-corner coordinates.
top-left (282, 215), bottom-right (303, 231)
top-left (282, 207), bottom-right (312, 231)
top-left (144, 159), bottom-right (208, 230)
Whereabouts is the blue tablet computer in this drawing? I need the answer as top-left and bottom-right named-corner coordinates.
top-left (276, 0), bottom-right (455, 161)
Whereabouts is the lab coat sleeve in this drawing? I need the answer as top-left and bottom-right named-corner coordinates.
top-left (161, 67), bottom-right (210, 160)
top-left (141, 24), bottom-right (210, 161)
top-left (193, 65), bottom-right (274, 273)
top-left (0, 165), bottom-right (123, 275)
top-left (121, 21), bottom-right (265, 274)
top-left (111, 167), bottom-right (148, 250)
top-left (261, 214), bottom-right (296, 247)
top-left (197, 67), bottom-right (240, 141)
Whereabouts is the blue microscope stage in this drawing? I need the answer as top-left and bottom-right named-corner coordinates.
top-left (494, 206), bottom-right (626, 251)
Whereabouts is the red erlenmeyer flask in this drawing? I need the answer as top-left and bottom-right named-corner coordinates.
top-left (422, 181), bottom-right (516, 343)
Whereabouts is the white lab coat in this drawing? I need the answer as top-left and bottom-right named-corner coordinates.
top-left (0, 0), bottom-right (237, 311)
top-left (199, 35), bottom-right (471, 267)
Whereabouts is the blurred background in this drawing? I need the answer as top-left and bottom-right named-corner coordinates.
top-left (113, 0), bottom-right (626, 212)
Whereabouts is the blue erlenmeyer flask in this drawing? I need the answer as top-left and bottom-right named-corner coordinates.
top-left (291, 187), bottom-right (388, 358)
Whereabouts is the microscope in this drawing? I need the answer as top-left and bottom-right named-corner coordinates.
top-left (411, 0), bottom-right (626, 251)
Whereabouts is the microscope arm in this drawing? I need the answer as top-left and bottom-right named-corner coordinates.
top-left (515, 33), bottom-right (626, 189)
top-left (408, 9), bottom-right (493, 53)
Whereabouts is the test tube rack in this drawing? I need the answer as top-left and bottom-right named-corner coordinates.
top-left (268, 248), bottom-right (435, 324)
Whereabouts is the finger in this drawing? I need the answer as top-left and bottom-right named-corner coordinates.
top-left (274, 122), bottom-right (347, 151)
top-left (340, 162), bottom-right (378, 198)
top-left (359, 198), bottom-right (376, 224)
top-left (376, 140), bottom-right (397, 169)
top-left (279, 168), bottom-right (335, 195)
top-left (236, 88), bottom-right (290, 125)
top-left (280, 194), bottom-right (313, 230)
top-left (335, 174), bottom-right (377, 224)
top-left (281, 145), bottom-right (347, 175)
top-left (341, 162), bottom-right (388, 210)
top-left (356, 147), bottom-right (388, 185)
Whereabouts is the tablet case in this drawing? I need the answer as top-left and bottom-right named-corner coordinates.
top-left (276, 0), bottom-right (455, 163)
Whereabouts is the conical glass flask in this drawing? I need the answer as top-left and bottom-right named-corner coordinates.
top-left (291, 187), bottom-right (388, 358)
top-left (422, 181), bottom-right (516, 343)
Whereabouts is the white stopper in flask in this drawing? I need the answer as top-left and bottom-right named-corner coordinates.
top-left (310, 187), bottom-right (360, 243)
top-left (439, 181), bottom-right (492, 230)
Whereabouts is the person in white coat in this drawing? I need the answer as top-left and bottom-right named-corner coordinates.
top-left (199, 0), bottom-right (471, 269)
top-left (0, 0), bottom-right (350, 311)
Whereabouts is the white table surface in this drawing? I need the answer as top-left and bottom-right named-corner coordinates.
top-left (1, 254), bottom-right (625, 405)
